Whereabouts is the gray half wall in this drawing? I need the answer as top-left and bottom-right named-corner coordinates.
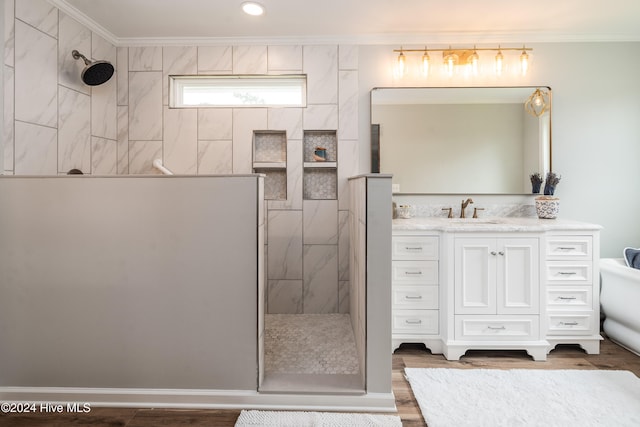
top-left (0, 176), bottom-right (260, 390)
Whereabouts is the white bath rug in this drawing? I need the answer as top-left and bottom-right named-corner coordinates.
top-left (405, 368), bottom-right (640, 427)
top-left (234, 410), bottom-right (402, 426)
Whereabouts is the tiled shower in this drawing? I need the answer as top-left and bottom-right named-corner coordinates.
top-left (4, 0), bottom-right (362, 387)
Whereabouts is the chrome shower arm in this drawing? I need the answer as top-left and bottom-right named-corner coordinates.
top-left (72, 50), bottom-right (91, 66)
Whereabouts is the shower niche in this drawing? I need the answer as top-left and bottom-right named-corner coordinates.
top-left (303, 130), bottom-right (338, 200)
top-left (252, 130), bottom-right (287, 200)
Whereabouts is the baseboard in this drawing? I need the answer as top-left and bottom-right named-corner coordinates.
top-left (0, 387), bottom-right (397, 412)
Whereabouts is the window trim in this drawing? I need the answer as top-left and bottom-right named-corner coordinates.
top-left (169, 74), bottom-right (307, 108)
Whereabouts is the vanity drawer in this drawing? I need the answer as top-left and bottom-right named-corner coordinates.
top-left (393, 285), bottom-right (439, 310)
top-left (546, 261), bottom-right (592, 284)
top-left (392, 261), bottom-right (438, 285)
top-left (547, 287), bottom-right (593, 311)
top-left (392, 236), bottom-right (439, 260)
top-left (546, 236), bottom-right (592, 260)
top-left (547, 313), bottom-right (594, 335)
top-left (455, 315), bottom-right (539, 341)
top-left (393, 309), bottom-right (439, 335)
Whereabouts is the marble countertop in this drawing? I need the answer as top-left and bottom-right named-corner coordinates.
top-left (393, 217), bottom-right (602, 232)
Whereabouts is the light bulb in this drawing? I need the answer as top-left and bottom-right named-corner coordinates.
top-left (534, 93), bottom-right (543, 107)
top-left (421, 51), bottom-right (430, 77)
top-left (469, 49), bottom-right (479, 76)
top-left (495, 49), bottom-right (504, 77)
top-left (241, 2), bottom-right (264, 16)
top-left (397, 51), bottom-right (406, 77)
top-left (520, 49), bottom-right (529, 76)
top-left (445, 54), bottom-right (456, 77)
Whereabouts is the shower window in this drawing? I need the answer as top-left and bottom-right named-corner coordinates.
top-left (169, 75), bottom-right (307, 108)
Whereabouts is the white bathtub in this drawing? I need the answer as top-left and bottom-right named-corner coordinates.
top-left (600, 258), bottom-right (640, 356)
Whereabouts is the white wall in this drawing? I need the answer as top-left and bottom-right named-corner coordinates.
top-left (358, 43), bottom-right (640, 258)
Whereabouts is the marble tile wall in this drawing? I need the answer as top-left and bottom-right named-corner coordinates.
top-left (391, 195), bottom-right (538, 219)
top-left (4, 0), bottom-right (117, 175)
top-left (6, 0), bottom-right (359, 314)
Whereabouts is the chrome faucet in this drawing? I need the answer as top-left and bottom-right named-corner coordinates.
top-left (460, 198), bottom-right (474, 218)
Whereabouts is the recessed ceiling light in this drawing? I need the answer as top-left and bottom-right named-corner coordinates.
top-left (242, 2), bottom-right (265, 16)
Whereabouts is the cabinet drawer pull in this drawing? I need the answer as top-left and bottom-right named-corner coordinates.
top-left (404, 271), bottom-right (423, 275)
top-left (557, 296), bottom-right (577, 301)
top-left (558, 247), bottom-right (577, 251)
top-left (487, 326), bottom-right (506, 330)
top-left (405, 319), bottom-right (422, 325)
top-left (404, 246), bottom-right (423, 251)
top-left (557, 272), bottom-right (577, 275)
top-left (405, 295), bottom-right (423, 300)
top-left (561, 321), bottom-right (579, 326)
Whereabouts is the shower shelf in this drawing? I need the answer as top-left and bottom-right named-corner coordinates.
top-left (253, 162), bottom-right (286, 169)
top-left (253, 130), bottom-right (287, 201)
top-left (303, 130), bottom-right (337, 200)
top-left (303, 162), bottom-right (337, 168)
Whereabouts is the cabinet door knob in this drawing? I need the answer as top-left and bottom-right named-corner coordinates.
top-left (491, 251), bottom-right (497, 255)
top-left (498, 251), bottom-right (504, 256)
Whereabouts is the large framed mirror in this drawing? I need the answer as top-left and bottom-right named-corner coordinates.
top-left (371, 87), bottom-right (551, 194)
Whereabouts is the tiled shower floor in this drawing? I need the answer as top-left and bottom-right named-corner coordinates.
top-left (264, 313), bottom-right (360, 375)
top-left (261, 313), bottom-right (363, 393)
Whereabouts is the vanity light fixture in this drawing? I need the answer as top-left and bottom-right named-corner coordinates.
top-left (241, 1), bottom-right (265, 16)
top-left (524, 88), bottom-right (550, 117)
top-left (393, 45), bottom-right (532, 78)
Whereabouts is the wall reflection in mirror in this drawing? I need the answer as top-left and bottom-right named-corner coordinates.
top-left (371, 87), bottom-right (551, 194)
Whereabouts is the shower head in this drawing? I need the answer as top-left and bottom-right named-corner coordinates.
top-left (72, 50), bottom-right (114, 86)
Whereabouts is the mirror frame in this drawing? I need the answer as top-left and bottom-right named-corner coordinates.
top-left (371, 86), bottom-right (552, 194)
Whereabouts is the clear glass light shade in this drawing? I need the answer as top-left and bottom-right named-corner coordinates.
top-left (495, 50), bottom-right (504, 76)
top-left (397, 51), bottom-right (406, 77)
top-left (520, 51), bottom-right (529, 76)
top-left (421, 52), bottom-right (430, 77)
top-left (469, 51), bottom-right (479, 75)
top-left (445, 54), bottom-right (457, 77)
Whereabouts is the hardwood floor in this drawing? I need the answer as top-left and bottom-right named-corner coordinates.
top-left (1, 338), bottom-right (638, 427)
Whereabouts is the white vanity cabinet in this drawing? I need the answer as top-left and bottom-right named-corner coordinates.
top-left (544, 233), bottom-right (601, 353)
top-left (454, 237), bottom-right (539, 315)
top-left (448, 235), bottom-right (547, 361)
top-left (392, 217), bottom-right (601, 361)
top-left (391, 234), bottom-right (443, 353)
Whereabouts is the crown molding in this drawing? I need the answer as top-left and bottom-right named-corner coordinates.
top-left (48, 0), bottom-right (640, 47)
top-left (48, 0), bottom-right (119, 45)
